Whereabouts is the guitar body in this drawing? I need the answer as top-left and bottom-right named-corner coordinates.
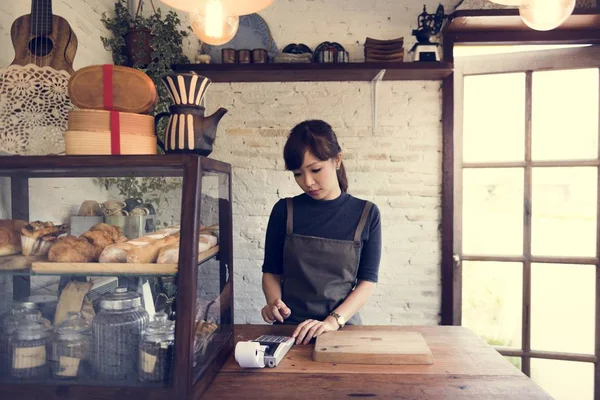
top-left (10, 13), bottom-right (78, 74)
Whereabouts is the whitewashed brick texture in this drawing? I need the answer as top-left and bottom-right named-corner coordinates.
top-left (0, 0), bottom-right (468, 324)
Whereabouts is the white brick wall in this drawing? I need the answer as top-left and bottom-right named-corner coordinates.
top-left (0, 0), bottom-right (468, 325)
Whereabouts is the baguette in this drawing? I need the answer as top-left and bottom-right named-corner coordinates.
top-left (126, 234), bottom-right (180, 264)
top-left (157, 234), bottom-right (217, 264)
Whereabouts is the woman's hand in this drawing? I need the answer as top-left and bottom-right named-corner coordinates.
top-left (261, 298), bottom-right (291, 323)
top-left (292, 316), bottom-right (339, 345)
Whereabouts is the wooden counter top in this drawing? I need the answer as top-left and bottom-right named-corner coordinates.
top-left (203, 324), bottom-right (551, 399)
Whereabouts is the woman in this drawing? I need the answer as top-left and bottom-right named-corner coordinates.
top-left (261, 120), bottom-right (382, 345)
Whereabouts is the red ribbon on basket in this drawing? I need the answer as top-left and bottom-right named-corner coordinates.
top-left (102, 64), bottom-right (121, 155)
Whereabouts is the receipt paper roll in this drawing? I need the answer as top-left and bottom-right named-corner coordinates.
top-left (234, 341), bottom-right (266, 368)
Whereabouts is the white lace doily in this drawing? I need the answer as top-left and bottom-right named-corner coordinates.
top-left (0, 64), bottom-right (74, 155)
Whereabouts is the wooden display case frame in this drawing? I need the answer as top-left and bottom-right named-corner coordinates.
top-left (0, 155), bottom-right (234, 400)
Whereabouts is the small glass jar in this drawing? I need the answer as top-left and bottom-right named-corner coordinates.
top-left (0, 303), bottom-right (39, 377)
top-left (91, 287), bottom-right (149, 381)
top-left (10, 310), bottom-right (52, 379)
top-left (138, 312), bottom-right (175, 383)
top-left (51, 312), bottom-right (91, 379)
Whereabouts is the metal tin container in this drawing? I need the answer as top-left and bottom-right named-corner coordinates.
top-left (138, 312), bottom-right (175, 383)
top-left (91, 288), bottom-right (149, 380)
top-left (51, 312), bottom-right (91, 379)
top-left (10, 311), bottom-right (52, 379)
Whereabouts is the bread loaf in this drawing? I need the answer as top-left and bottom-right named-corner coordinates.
top-left (157, 234), bottom-right (217, 264)
top-left (48, 236), bottom-right (96, 263)
top-left (126, 234), bottom-right (180, 264)
top-left (0, 219), bottom-right (27, 256)
top-left (98, 242), bottom-right (137, 263)
top-left (98, 227), bottom-right (181, 263)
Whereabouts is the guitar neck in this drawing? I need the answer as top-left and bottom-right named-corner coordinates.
top-left (31, 0), bottom-right (53, 36)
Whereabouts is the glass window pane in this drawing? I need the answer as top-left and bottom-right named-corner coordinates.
top-left (532, 69), bottom-right (599, 161)
top-left (531, 359), bottom-right (594, 400)
top-left (462, 261), bottom-right (522, 349)
top-left (194, 170), bottom-right (232, 383)
top-left (531, 167), bottom-right (597, 257)
top-left (463, 73), bottom-right (525, 163)
top-left (462, 168), bottom-right (524, 255)
top-left (531, 263), bottom-right (595, 354)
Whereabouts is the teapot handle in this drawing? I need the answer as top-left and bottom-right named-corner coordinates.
top-left (154, 112), bottom-right (171, 153)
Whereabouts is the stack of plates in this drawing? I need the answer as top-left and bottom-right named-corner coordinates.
top-left (364, 37), bottom-right (404, 63)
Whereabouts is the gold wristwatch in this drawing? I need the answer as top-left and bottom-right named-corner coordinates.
top-left (329, 311), bottom-right (346, 329)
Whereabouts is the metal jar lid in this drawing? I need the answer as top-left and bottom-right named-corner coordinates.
top-left (142, 312), bottom-right (175, 344)
top-left (99, 287), bottom-right (142, 311)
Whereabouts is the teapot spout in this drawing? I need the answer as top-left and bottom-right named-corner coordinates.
top-left (208, 107), bottom-right (228, 126)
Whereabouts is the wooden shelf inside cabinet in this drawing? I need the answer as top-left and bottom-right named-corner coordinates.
top-left (171, 62), bottom-right (453, 82)
top-left (0, 246), bottom-right (219, 276)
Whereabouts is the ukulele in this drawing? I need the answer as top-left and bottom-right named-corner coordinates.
top-left (10, 0), bottom-right (78, 74)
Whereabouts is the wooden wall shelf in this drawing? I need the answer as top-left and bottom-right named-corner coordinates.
top-left (447, 9), bottom-right (600, 33)
top-left (171, 62), bottom-right (453, 82)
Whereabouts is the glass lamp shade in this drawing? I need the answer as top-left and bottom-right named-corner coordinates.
top-left (190, 8), bottom-right (239, 46)
top-left (488, 0), bottom-right (521, 5)
top-left (519, 0), bottom-right (576, 31)
top-left (160, 0), bottom-right (274, 15)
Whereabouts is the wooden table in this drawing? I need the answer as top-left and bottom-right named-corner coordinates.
top-left (203, 325), bottom-right (552, 399)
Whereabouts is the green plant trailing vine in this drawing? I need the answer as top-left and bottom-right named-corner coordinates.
top-left (100, 0), bottom-right (190, 130)
top-left (99, 1), bottom-right (187, 220)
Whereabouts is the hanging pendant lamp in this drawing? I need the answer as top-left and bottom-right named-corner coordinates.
top-left (487, 0), bottom-right (521, 5)
top-left (190, 0), bottom-right (240, 46)
top-left (519, 0), bottom-right (576, 31)
top-left (160, 0), bottom-right (274, 15)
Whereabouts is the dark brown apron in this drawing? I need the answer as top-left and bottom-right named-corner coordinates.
top-left (281, 198), bottom-right (373, 325)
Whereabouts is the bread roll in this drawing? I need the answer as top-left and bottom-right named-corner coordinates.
top-left (157, 234), bottom-right (217, 264)
top-left (0, 219), bottom-right (27, 256)
top-left (48, 235), bottom-right (96, 263)
top-left (126, 234), bottom-right (180, 264)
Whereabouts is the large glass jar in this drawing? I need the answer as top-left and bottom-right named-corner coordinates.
top-left (91, 287), bottom-right (149, 381)
top-left (0, 302), bottom-right (39, 377)
top-left (51, 312), bottom-right (91, 379)
top-left (10, 311), bottom-right (52, 379)
top-left (138, 312), bottom-right (174, 383)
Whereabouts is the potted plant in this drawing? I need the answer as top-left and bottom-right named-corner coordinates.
top-left (101, 0), bottom-right (190, 132)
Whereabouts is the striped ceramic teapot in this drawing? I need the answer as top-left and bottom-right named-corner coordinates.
top-left (155, 72), bottom-right (227, 155)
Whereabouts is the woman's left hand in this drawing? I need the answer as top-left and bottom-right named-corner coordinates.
top-left (292, 316), bottom-right (339, 345)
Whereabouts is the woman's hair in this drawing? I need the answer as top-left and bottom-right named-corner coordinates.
top-left (283, 120), bottom-right (348, 192)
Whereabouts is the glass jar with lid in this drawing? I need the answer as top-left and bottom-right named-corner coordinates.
top-left (139, 312), bottom-right (175, 383)
top-left (0, 302), bottom-right (39, 377)
top-left (91, 287), bottom-right (149, 381)
top-left (51, 312), bottom-right (91, 379)
top-left (10, 310), bottom-right (52, 379)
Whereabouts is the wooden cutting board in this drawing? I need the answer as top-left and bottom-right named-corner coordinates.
top-left (313, 330), bottom-right (433, 365)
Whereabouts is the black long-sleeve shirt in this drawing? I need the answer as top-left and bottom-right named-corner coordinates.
top-left (261, 192), bottom-right (382, 282)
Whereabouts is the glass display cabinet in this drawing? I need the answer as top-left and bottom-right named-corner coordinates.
top-left (0, 155), bottom-right (233, 399)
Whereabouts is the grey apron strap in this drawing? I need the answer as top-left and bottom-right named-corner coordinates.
top-left (353, 201), bottom-right (373, 243)
top-left (286, 198), bottom-right (293, 235)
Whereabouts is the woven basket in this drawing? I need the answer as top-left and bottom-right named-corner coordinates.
top-left (64, 130), bottom-right (157, 155)
top-left (68, 109), bottom-right (155, 136)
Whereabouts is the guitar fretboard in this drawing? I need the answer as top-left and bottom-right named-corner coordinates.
top-left (31, 0), bottom-right (53, 36)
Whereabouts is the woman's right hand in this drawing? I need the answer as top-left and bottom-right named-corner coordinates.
top-left (261, 298), bottom-right (291, 323)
